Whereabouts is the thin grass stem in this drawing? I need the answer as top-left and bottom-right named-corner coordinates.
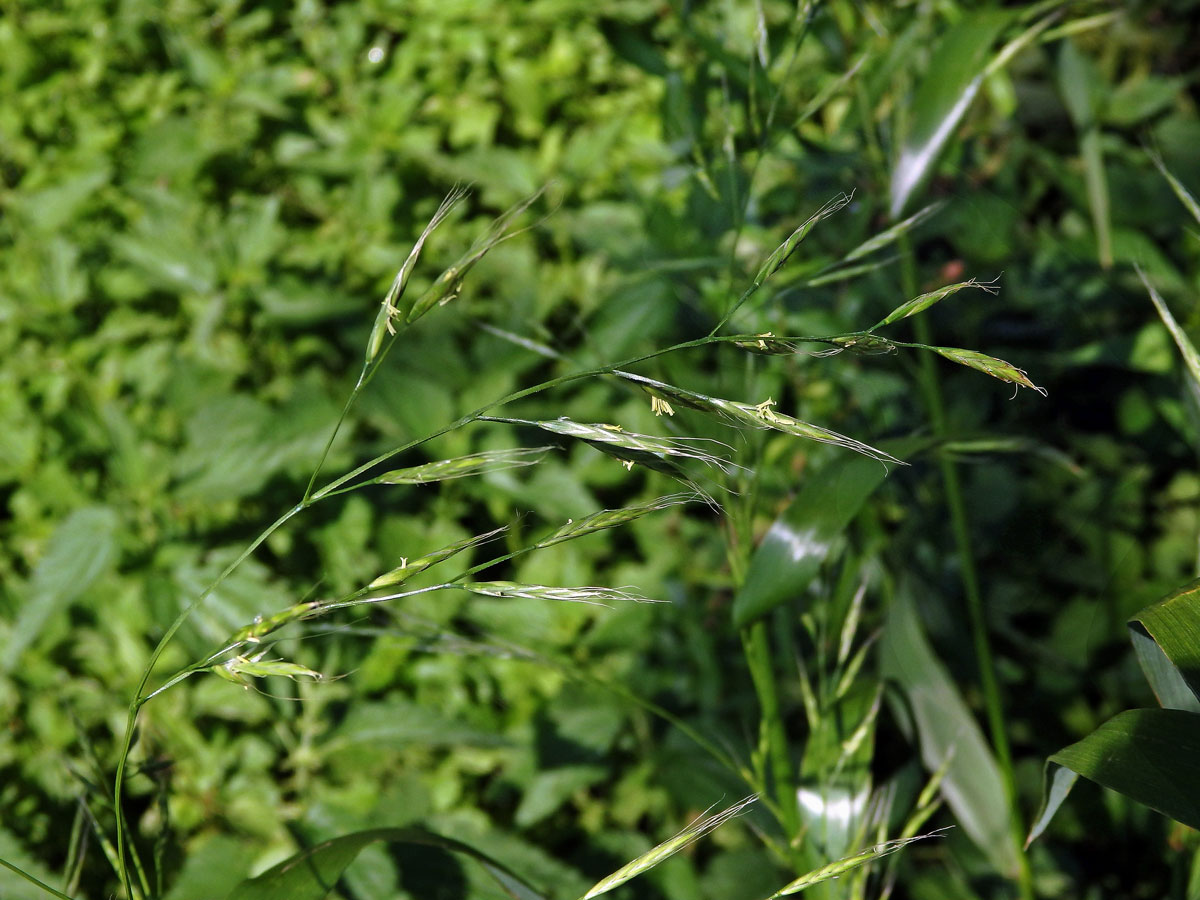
top-left (742, 621), bottom-right (799, 839)
top-left (898, 235), bottom-right (1034, 900)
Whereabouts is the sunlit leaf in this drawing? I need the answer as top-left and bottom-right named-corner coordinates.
top-left (732, 451), bottom-right (901, 626)
top-left (890, 11), bottom-right (1012, 218)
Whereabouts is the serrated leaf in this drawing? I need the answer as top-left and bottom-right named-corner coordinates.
top-left (2, 506), bottom-right (119, 673)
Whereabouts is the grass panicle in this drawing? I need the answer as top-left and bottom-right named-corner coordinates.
top-left (580, 796), bottom-right (757, 900)
top-left (763, 830), bottom-right (949, 899)
top-left (869, 276), bottom-right (1001, 332)
top-left (459, 581), bottom-right (658, 606)
top-left (373, 447), bottom-right (551, 485)
top-left (929, 346), bottom-right (1047, 396)
top-left (210, 651), bottom-right (323, 690)
top-left (369, 525), bottom-right (510, 589)
top-left (365, 185), bottom-right (470, 366)
top-left (616, 372), bottom-right (904, 465)
top-left (405, 186), bottom-right (549, 325)
top-left (481, 416), bottom-right (737, 475)
top-left (535, 494), bottom-right (699, 549)
top-left (227, 600), bottom-right (322, 647)
top-left (752, 192), bottom-right (854, 288)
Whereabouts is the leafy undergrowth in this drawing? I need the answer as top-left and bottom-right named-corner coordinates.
top-left (2, 2), bottom-right (1200, 899)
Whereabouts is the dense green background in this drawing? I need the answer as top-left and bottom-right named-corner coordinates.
top-left (3, 1), bottom-right (1200, 898)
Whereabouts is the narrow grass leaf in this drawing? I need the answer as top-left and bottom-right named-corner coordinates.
top-left (1029, 708), bottom-right (1200, 844)
top-left (763, 831), bottom-right (946, 898)
top-left (225, 827), bottom-right (548, 900)
top-left (841, 202), bottom-right (942, 263)
top-left (1149, 149), bottom-right (1200, 226)
top-left (1128, 576), bottom-right (1200, 710)
top-left (803, 254), bottom-right (899, 287)
top-left (881, 590), bottom-right (1017, 875)
top-left (1058, 41), bottom-right (1112, 267)
top-left (0, 846), bottom-right (76, 900)
top-left (370, 525), bottom-right (508, 590)
top-left (930, 346), bottom-right (1047, 395)
top-left (871, 276), bottom-right (1000, 331)
top-left (459, 581), bottom-right (657, 606)
top-left (374, 447), bottom-right (551, 485)
top-left (1140, 267), bottom-right (1200, 388)
top-left (890, 10), bottom-right (1012, 217)
top-left (580, 796), bottom-right (756, 900)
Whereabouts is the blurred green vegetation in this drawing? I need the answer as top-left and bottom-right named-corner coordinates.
top-left (3, 0), bottom-right (1200, 898)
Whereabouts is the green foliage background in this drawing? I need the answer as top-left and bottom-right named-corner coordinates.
top-left (2, 0), bottom-right (1200, 897)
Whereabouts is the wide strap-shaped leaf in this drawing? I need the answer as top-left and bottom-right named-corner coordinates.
top-left (1028, 708), bottom-right (1200, 843)
top-left (880, 591), bottom-right (1017, 876)
top-left (731, 453), bottom-right (891, 626)
top-left (889, 10), bottom-right (1011, 217)
top-left (1, 506), bottom-right (119, 674)
top-left (225, 827), bottom-right (548, 900)
top-left (1128, 576), bottom-right (1200, 711)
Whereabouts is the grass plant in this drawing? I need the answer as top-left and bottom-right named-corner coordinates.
top-left (3, 2), bottom-right (1198, 898)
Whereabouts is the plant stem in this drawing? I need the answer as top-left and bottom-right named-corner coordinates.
top-left (898, 237), bottom-right (1034, 899)
top-left (742, 620), bottom-right (799, 838)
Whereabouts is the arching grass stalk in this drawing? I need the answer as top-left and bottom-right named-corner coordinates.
top-left (109, 187), bottom-right (1035, 896)
top-left (109, 325), bottom-right (886, 894)
top-left (897, 235), bottom-right (1035, 899)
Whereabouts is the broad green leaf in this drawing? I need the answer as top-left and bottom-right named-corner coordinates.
top-left (323, 697), bottom-right (509, 753)
top-left (880, 591), bottom-right (1018, 876)
top-left (1029, 709), bottom-right (1200, 844)
top-left (1129, 576), bottom-right (1200, 709)
top-left (225, 827), bottom-right (548, 900)
top-left (732, 451), bottom-right (894, 626)
top-left (1129, 627), bottom-right (1200, 714)
top-left (890, 11), bottom-right (1012, 218)
top-left (1, 506), bottom-right (119, 673)
top-left (164, 835), bottom-right (258, 900)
